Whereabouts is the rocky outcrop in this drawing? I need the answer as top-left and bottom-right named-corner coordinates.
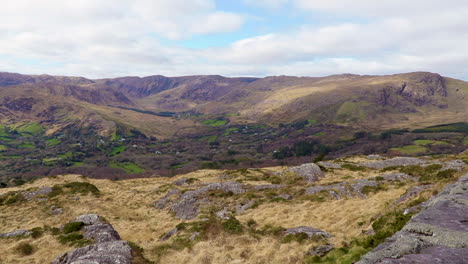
top-left (51, 214), bottom-right (133, 264)
top-left (0, 229), bottom-right (32, 238)
top-left (154, 182), bottom-right (245, 220)
top-left (307, 244), bottom-right (334, 257)
top-left (283, 226), bottom-right (331, 239)
top-left (278, 163), bottom-right (324, 183)
top-left (363, 157), bottom-right (427, 169)
top-left (305, 173), bottom-right (415, 199)
top-left (317, 161), bottom-right (342, 169)
top-left (357, 174), bottom-right (468, 264)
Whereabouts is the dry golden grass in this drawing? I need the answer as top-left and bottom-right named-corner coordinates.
top-left (1, 159), bottom-right (456, 264)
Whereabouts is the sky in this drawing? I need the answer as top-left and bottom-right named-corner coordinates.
top-left (1, 0), bottom-right (467, 80)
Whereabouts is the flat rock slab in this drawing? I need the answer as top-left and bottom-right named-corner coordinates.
top-left (357, 174), bottom-right (468, 264)
top-left (0, 229), bottom-right (32, 238)
top-left (362, 157), bottom-right (427, 169)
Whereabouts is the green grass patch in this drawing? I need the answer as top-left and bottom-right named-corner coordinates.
top-left (412, 122), bottom-right (468, 134)
top-left (16, 122), bottom-right (43, 136)
top-left (342, 163), bottom-right (367, 171)
top-left (390, 145), bottom-right (427, 154)
top-left (109, 161), bottom-right (145, 173)
top-left (198, 135), bottom-right (218, 143)
top-left (0, 145), bottom-right (6, 151)
top-left (201, 119), bottom-right (227, 127)
top-left (46, 138), bottom-right (61, 147)
top-left (313, 132), bottom-right (326, 137)
top-left (110, 145), bottom-right (125, 156)
top-left (18, 143), bottom-right (35, 149)
top-left (49, 182), bottom-right (101, 197)
top-left (63, 222), bottom-right (85, 234)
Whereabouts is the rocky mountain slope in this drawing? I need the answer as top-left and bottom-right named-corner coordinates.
top-left (1, 71), bottom-right (467, 137)
top-left (0, 151), bottom-right (466, 263)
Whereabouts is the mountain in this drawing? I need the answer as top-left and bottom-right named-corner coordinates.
top-left (0, 71), bottom-right (467, 184)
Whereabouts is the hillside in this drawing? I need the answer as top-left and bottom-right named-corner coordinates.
top-left (0, 71), bottom-right (467, 185)
top-left (1, 152), bottom-right (466, 263)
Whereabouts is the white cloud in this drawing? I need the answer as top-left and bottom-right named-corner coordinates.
top-left (243, 0), bottom-right (289, 9)
top-left (0, 0), bottom-right (467, 80)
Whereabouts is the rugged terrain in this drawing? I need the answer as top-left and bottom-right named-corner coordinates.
top-left (0, 151), bottom-right (466, 263)
top-left (0, 71), bottom-right (467, 185)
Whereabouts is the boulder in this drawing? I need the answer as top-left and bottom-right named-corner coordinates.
top-left (281, 163), bottom-right (324, 183)
top-left (52, 240), bottom-right (132, 264)
top-left (307, 244), bottom-right (334, 257)
top-left (160, 228), bottom-right (178, 241)
top-left (283, 226), bottom-right (331, 239)
top-left (317, 161), bottom-right (342, 169)
top-left (357, 174), bottom-right (468, 264)
top-left (52, 214), bottom-right (133, 264)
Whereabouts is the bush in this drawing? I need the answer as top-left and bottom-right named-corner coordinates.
top-left (48, 182), bottom-right (100, 198)
top-left (57, 233), bottom-right (90, 247)
top-left (15, 242), bottom-right (34, 256)
top-left (342, 164), bottom-right (367, 171)
top-left (435, 169), bottom-right (457, 179)
top-left (222, 217), bottom-right (243, 234)
top-left (63, 222), bottom-right (85, 234)
top-left (30, 227), bottom-right (44, 239)
top-left (361, 184), bottom-right (387, 195)
top-left (281, 233), bottom-right (309, 243)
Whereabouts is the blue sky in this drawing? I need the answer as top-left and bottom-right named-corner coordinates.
top-left (0, 0), bottom-right (467, 80)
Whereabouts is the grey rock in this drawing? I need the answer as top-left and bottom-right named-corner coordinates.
top-left (363, 157), bottom-right (427, 169)
top-left (274, 194), bottom-right (292, 200)
top-left (393, 185), bottom-right (432, 205)
top-left (357, 173), bottom-right (468, 264)
top-left (441, 159), bottom-right (465, 171)
top-left (162, 182), bottom-right (245, 220)
top-left (173, 178), bottom-right (190, 186)
top-left (73, 214), bottom-right (102, 225)
top-left (317, 161), bottom-right (342, 169)
top-left (376, 173), bottom-right (415, 182)
top-left (307, 244), bottom-right (334, 257)
top-left (160, 228), bottom-right (178, 241)
top-left (189, 232), bottom-right (200, 241)
top-left (51, 240), bottom-right (132, 264)
top-left (367, 154), bottom-right (383, 160)
top-left (236, 200), bottom-right (255, 214)
top-left (0, 229), bottom-right (32, 238)
top-left (21, 186), bottom-right (52, 201)
top-left (52, 214), bottom-right (133, 264)
top-left (253, 184), bottom-right (285, 190)
top-left (282, 163), bottom-right (324, 183)
top-left (51, 206), bottom-right (63, 215)
top-left (83, 224), bottom-right (121, 243)
top-left (170, 197), bottom-right (200, 220)
top-left (215, 207), bottom-right (231, 220)
top-left (283, 226), bottom-right (331, 239)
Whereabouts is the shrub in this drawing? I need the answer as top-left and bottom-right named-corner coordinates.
top-left (361, 184), bottom-right (387, 195)
top-left (57, 233), bottom-right (90, 247)
top-left (342, 164), bottom-right (367, 171)
top-left (15, 242), bottom-right (34, 256)
top-left (281, 233), bottom-right (309, 243)
top-left (30, 227), bottom-right (44, 239)
top-left (49, 182), bottom-right (100, 197)
top-left (63, 222), bottom-right (85, 234)
top-left (435, 169), bottom-right (457, 179)
top-left (222, 217), bottom-right (243, 234)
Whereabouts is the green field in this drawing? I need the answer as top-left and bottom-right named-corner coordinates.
top-left (199, 135), bottom-right (218, 143)
top-left (46, 138), bottom-right (62, 147)
top-left (110, 146), bottom-right (125, 156)
top-left (18, 143), bottom-right (35, 149)
top-left (16, 122), bottom-right (43, 136)
top-left (109, 161), bottom-right (145, 173)
top-left (0, 145), bottom-right (6, 151)
top-left (201, 119), bottom-right (227, 126)
top-left (390, 145), bottom-right (427, 154)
